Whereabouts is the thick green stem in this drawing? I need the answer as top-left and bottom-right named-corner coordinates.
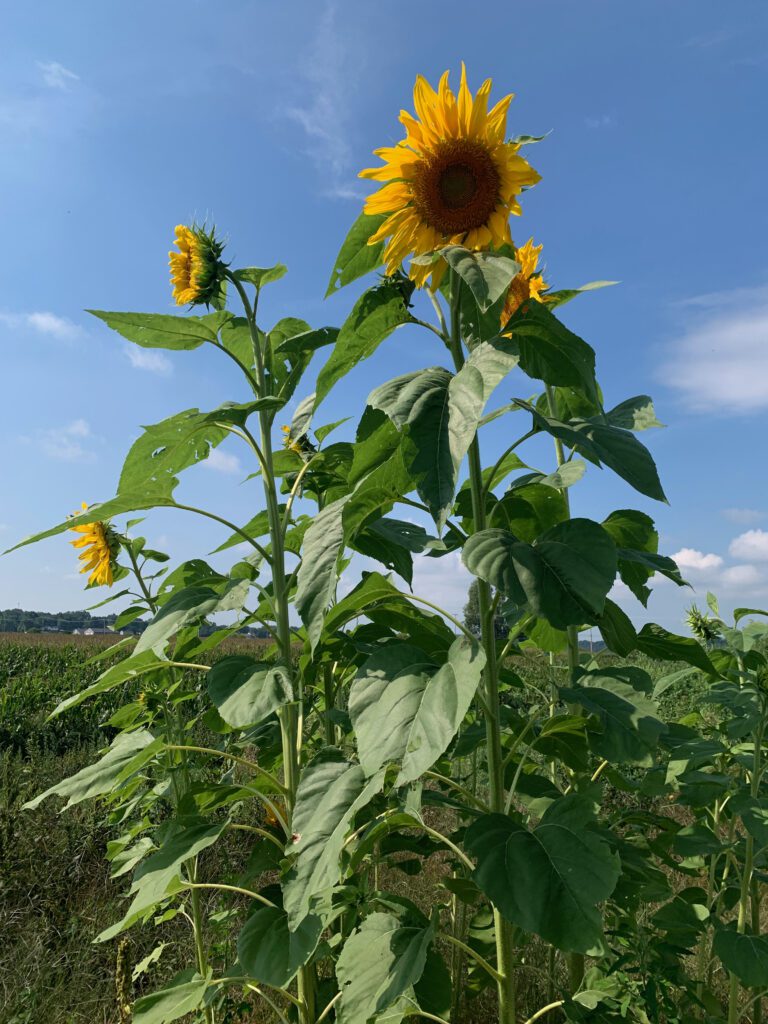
top-left (449, 276), bottom-right (516, 1024)
top-left (323, 663), bottom-right (336, 747)
top-left (237, 287), bottom-right (314, 1024)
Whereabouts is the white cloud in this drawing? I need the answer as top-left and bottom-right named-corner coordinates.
top-left (0, 310), bottom-right (81, 339)
top-left (204, 449), bottom-right (241, 475)
top-left (721, 564), bottom-right (763, 588)
top-left (729, 529), bottom-right (768, 562)
top-left (410, 551), bottom-right (473, 621)
top-left (660, 287), bottom-right (768, 412)
top-left (671, 547), bottom-right (724, 572)
top-left (585, 114), bottom-right (615, 129)
top-left (684, 29), bottom-right (737, 49)
top-left (285, 1), bottom-right (361, 199)
top-left (37, 61), bottom-right (79, 90)
top-left (722, 507), bottom-right (763, 525)
top-left (125, 345), bottom-right (172, 376)
top-left (28, 419), bottom-right (96, 462)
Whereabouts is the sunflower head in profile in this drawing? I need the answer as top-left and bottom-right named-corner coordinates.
top-left (686, 604), bottom-right (721, 646)
top-left (69, 502), bottom-right (120, 588)
top-left (501, 238), bottom-right (549, 327)
top-left (360, 65), bottom-right (541, 289)
top-left (169, 223), bottom-right (226, 306)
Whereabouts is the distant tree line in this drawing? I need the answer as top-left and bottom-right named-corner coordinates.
top-left (0, 607), bottom-right (271, 638)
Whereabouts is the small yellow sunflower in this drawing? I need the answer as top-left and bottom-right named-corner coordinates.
top-left (501, 238), bottom-right (549, 325)
top-left (169, 224), bottom-right (226, 306)
top-left (69, 502), bottom-right (119, 587)
top-left (360, 65), bottom-right (540, 288)
top-left (281, 425), bottom-right (315, 458)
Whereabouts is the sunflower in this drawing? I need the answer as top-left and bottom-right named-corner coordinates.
top-left (501, 238), bottom-right (549, 325)
top-left (69, 502), bottom-right (119, 587)
top-left (169, 224), bottom-right (226, 306)
top-left (281, 425), bottom-right (315, 458)
top-left (360, 65), bottom-right (540, 288)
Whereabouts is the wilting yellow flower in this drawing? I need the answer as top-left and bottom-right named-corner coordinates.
top-left (169, 224), bottom-right (225, 306)
top-left (281, 425), bottom-right (315, 458)
top-left (360, 65), bottom-right (540, 288)
top-left (69, 502), bottom-right (118, 587)
top-left (501, 238), bottom-right (549, 325)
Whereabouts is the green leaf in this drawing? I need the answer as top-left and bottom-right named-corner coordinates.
top-left (233, 264), bottom-right (287, 288)
top-left (237, 906), bottom-right (322, 988)
top-left (349, 637), bottom-right (485, 785)
top-left (207, 656), bottom-right (293, 728)
top-left (603, 395), bottom-right (664, 431)
top-left (336, 912), bottom-right (433, 1024)
top-left (368, 517), bottom-right (430, 553)
top-left (24, 729), bottom-right (158, 811)
top-left (442, 246), bottom-right (519, 312)
top-left (465, 795), bottom-right (620, 953)
top-left (295, 495), bottom-right (351, 652)
top-left (635, 624), bottom-right (715, 674)
top-left (595, 599), bottom-right (638, 656)
top-left (714, 928), bottom-right (768, 988)
top-left (132, 970), bottom-right (208, 1024)
top-left (560, 667), bottom-right (666, 765)
top-left (735, 606), bottom-right (768, 623)
top-left (88, 310), bottom-right (216, 349)
top-left (326, 211), bottom-right (388, 296)
top-left (315, 276), bottom-right (415, 407)
top-left (492, 483), bottom-right (570, 543)
top-left (136, 580), bottom-right (250, 654)
top-left (507, 302), bottom-right (598, 404)
top-left (50, 648), bottom-right (168, 717)
top-left (118, 404), bottom-right (259, 500)
top-left (210, 509), bottom-right (272, 554)
top-left (282, 750), bottom-right (384, 927)
top-left (98, 820), bottom-right (225, 942)
top-left (543, 280), bottom-right (618, 309)
top-left (463, 519), bottom-right (617, 629)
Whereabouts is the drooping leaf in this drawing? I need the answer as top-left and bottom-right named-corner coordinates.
top-left (24, 729), bottom-right (158, 811)
top-left (132, 970), bottom-right (208, 1024)
top-left (207, 656), bottom-right (293, 728)
top-left (595, 599), bottom-right (638, 656)
top-left (295, 495), bottom-right (351, 651)
top-left (316, 276), bottom-right (415, 406)
top-left (349, 637), bottom-right (485, 785)
top-left (635, 624), bottom-right (715, 675)
top-left (560, 667), bottom-right (666, 765)
top-left (50, 648), bottom-right (169, 717)
top-left (326, 211), bottom-right (388, 296)
top-left (336, 912), bottom-right (433, 1024)
top-left (506, 301), bottom-right (599, 405)
top-left (237, 905), bottom-right (322, 988)
top-left (465, 795), bottom-right (620, 953)
top-left (603, 395), bottom-right (664, 431)
top-left (136, 580), bottom-right (250, 654)
top-left (282, 750), bottom-right (384, 927)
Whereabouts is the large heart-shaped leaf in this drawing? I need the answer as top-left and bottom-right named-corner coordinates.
top-left (237, 905), bottom-right (322, 988)
top-left (207, 656), bottom-right (292, 728)
top-left (132, 970), bottom-right (209, 1024)
top-left (465, 794), bottom-right (620, 953)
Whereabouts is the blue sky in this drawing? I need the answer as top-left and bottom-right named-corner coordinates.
top-left (2, 0), bottom-right (767, 631)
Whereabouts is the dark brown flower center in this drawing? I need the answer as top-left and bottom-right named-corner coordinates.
top-left (411, 138), bottom-right (501, 235)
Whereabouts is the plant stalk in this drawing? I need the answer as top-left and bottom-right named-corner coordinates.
top-left (449, 276), bottom-right (516, 1024)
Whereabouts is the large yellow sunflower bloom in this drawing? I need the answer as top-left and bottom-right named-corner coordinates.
top-left (360, 66), bottom-right (541, 288)
top-left (69, 502), bottom-right (117, 587)
top-left (501, 238), bottom-right (549, 326)
top-left (169, 224), bottom-right (226, 306)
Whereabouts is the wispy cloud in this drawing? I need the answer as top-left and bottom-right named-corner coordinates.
top-left (22, 418), bottom-right (97, 463)
top-left (684, 29), bottom-right (738, 49)
top-left (284, 2), bottom-right (365, 200)
top-left (0, 310), bottom-right (82, 340)
top-left (584, 114), bottom-right (615, 130)
top-left (204, 449), bottom-right (241, 475)
top-left (37, 61), bottom-right (79, 90)
top-left (722, 507), bottom-right (763, 525)
top-left (125, 345), bottom-right (173, 376)
top-left (672, 548), bottom-right (723, 572)
top-left (660, 285), bottom-right (768, 413)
